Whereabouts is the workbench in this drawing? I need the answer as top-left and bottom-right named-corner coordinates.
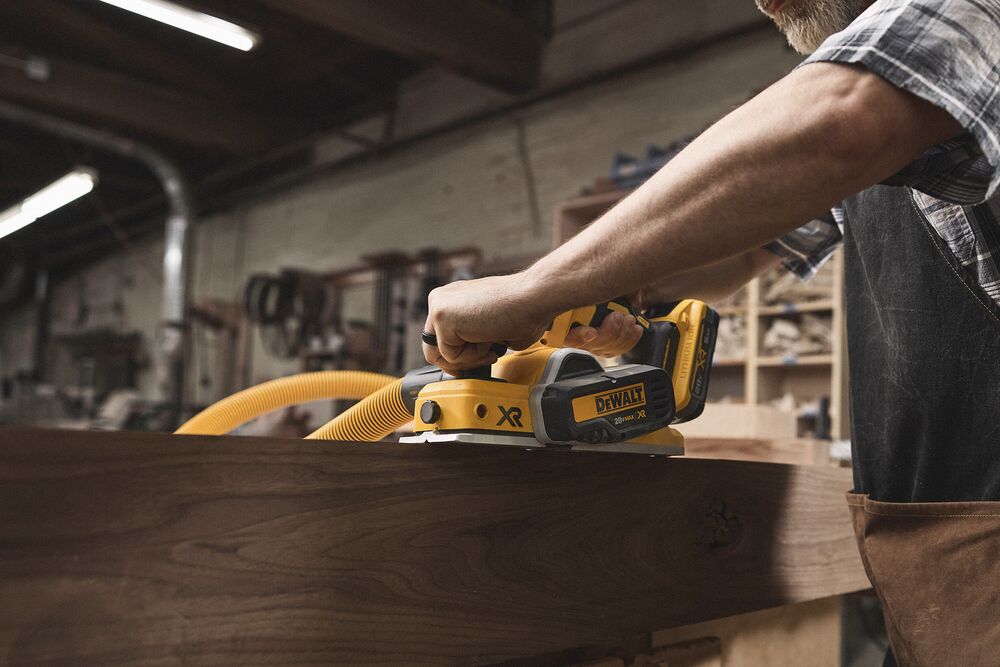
top-left (0, 427), bottom-right (868, 665)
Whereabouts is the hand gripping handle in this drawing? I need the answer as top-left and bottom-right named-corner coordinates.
top-left (419, 331), bottom-right (507, 378)
top-left (420, 331), bottom-right (507, 358)
top-left (538, 297), bottom-right (649, 348)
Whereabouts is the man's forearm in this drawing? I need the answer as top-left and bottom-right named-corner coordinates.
top-left (641, 248), bottom-right (782, 305)
top-left (519, 63), bottom-right (962, 320)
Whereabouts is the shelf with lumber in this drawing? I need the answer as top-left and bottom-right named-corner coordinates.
top-left (757, 299), bottom-right (835, 316)
top-left (748, 255), bottom-right (846, 438)
top-left (756, 354), bottom-right (834, 367)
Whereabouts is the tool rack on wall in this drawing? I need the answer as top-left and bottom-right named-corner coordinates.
top-left (553, 189), bottom-right (849, 439)
top-left (292, 247), bottom-right (483, 372)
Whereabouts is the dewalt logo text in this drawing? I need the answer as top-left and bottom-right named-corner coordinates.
top-left (594, 384), bottom-right (645, 415)
top-left (572, 382), bottom-right (647, 423)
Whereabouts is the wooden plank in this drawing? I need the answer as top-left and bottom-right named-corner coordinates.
top-left (0, 45), bottom-right (293, 153)
top-left (676, 404), bottom-right (797, 440)
top-left (258, 0), bottom-right (544, 92)
top-left (684, 438), bottom-right (834, 467)
top-left (0, 427), bottom-right (867, 665)
top-left (633, 637), bottom-right (722, 667)
top-left (649, 597), bottom-right (842, 667)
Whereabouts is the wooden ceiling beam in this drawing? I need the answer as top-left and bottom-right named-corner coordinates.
top-left (0, 1), bottom-right (246, 103)
top-left (184, 0), bottom-right (378, 87)
top-left (0, 2), bottom-right (389, 111)
top-left (0, 45), bottom-right (295, 154)
top-left (255, 0), bottom-right (544, 92)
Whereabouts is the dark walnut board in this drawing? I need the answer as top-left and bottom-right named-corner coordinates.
top-left (0, 427), bottom-right (866, 665)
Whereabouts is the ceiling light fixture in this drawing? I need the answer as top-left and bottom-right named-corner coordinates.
top-left (97, 0), bottom-right (259, 51)
top-left (0, 169), bottom-right (97, 241)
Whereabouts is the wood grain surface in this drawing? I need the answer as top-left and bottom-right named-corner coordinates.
top-left (683, 437), bottom-right (835, 466)
top-left (0, 427), bottom-right (867, 666)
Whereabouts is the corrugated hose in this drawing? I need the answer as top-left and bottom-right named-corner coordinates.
top-left (175, 370), bottom-right (403, 437)
top-left (304, 378), bottom-right (412, 441)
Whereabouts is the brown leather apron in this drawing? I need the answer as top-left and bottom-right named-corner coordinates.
top-left (842, 185), bottom-right (1000, 666)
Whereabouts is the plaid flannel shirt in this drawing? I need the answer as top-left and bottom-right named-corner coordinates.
top-left (765, 0), bottom-right (1000, 305)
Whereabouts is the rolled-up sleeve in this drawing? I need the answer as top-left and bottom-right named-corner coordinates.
top-left (764, 208), bottom-right (844, 279)
top-left (802, 0), bottom-right (1000, 200)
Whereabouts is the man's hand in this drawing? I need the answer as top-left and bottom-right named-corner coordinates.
top-left (424, 274), bottom-right (647, 371)
top-left (563, 310), bottom-right (645, 358)
top-left (422, 274), bottom-right (555, 372)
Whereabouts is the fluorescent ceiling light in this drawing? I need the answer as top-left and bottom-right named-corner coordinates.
top-left (97, 0), bottom-right (259, 51)
top-left (0, 169), bottom-right (97, 241)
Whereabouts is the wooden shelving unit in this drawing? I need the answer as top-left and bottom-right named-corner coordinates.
top-left (553, 189), bottom-right (849, 439)
top-left (757, 300), bottom-right (835, 316)
top-left (756, 354), bottom-right (835, 367)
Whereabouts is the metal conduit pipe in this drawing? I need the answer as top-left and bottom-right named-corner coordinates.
top-left (0, 99), bottom-right (195, 425)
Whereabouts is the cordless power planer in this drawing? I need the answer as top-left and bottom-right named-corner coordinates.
top-left (404, 299), bottom-right (719, 454)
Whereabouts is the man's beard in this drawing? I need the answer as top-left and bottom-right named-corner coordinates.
top-left (756, 0), bottom-right (867, 54)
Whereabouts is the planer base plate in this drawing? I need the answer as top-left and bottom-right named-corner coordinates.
top-left (399, 431), bottom-right (684, 456)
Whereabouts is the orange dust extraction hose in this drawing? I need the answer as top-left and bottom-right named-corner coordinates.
top-left (305, 378), bottom-right (412, 441)
top-left (175, 371), bottom-right (399, 436)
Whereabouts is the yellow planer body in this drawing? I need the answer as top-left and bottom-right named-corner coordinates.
top-left (402, 299), bottom-right (719, 455)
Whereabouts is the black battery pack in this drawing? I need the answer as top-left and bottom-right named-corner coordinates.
top-left (532, 364), bottom-right (675, 444)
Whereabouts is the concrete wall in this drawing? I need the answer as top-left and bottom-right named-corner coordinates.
top-left (0, 3), bottom-right (801, 405)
